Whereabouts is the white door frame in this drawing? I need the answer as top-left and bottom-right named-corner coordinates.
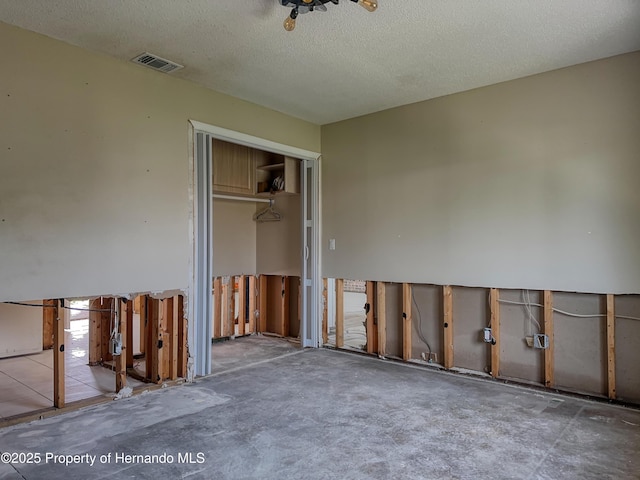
top-left (188, 120), bottom-right (322, 376)
top-left (301, 158), bottom-right (321, 348)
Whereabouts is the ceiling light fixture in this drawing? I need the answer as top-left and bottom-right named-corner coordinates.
top-left (280, 0), bottom-right (378, 32)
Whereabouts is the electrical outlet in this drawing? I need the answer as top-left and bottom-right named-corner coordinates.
top-left (420, 352), bottom-right (438, 363)
top-left (482, 328), bottom-right (496, 345)
top-left (533, 334), bottom-right (549, 349)
top-left (329, 238), bottom-right (336, 250)
top-left (110, 333), bottom-right (122, 356)
top-left (482, 327), bottom-right (492, 343)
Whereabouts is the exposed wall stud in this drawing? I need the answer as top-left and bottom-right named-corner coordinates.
top-left (213, 277), bottom-right (222, 338)
top-left (170, 296), bottom-right (179, 380)
top-left (125, 299), bottom-right (134, 369)
top-left (142, 295), bottom-right (151, 375)
top-left (222, 277), bottom-right (233, 337)
top-left (443, 286), bottom-right (454, 369)
top-left (42, 299), bottom-right (55, 350)
top-left (322, 278), bottom-right (328, 345)
top-left (230, 276), bottom-right (236, 336)
top-left (177, 295), bottom-right (188, 378)
top-left (139, 295), bottom-right (146, 355)
top-left (402, 283), bottom-right (412, 361)
top-left (238, 275), bottom-right (246, 336)
top-left (606, 294), bottom-right (616, 399)
top-left (147, 298), bottom-right (161, 383)
top-left (543, 290), bottom-right (554, 388)
top-left (115, 299), bottom-right (128, 392)
top-left (53, 299), bottom-right (65, 408)
top-left (335, 278), bottom-right (344, 348)
top-left (377, 282), bottom-right (386, 357)
top-left (366, 281), bottom-right (377, 354)
top-left (159, 298), bottom-right (169, 382)
top-left (489, 288), bottom-right (500, 378)
top-left (259, 275), bottom-right (268, 333)
top-left (282, 276), bottom-right (290, 337)
top-left (249, 276), bottom-right (257, 334)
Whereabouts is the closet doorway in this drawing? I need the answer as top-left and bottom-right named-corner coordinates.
top-left (189, 121), bottom-right (320, 376)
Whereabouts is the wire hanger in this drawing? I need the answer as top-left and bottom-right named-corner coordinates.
top-left (253, 199), bottom-right (282, 223)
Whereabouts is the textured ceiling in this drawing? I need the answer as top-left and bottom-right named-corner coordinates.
top-left (1, 0), bottom-right (639, 124)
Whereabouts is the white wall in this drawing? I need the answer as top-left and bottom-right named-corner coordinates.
top-left (0, 302), bottom-right (42, 358)
top-left (0, 22), bottom-right (320, 302)
top-left (321, 52), bottom-right (640, 294)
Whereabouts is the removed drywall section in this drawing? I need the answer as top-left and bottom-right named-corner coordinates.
top-left (452, 287), bottom-right (490, 373)
top-left (0, 22), bottom-right (319, 303)
top-left (410, 284), bottom-right (442, 364)
top-left (383, 283), bottom-right (403, 358)
top-left (553, 292), bottom-right (607, 396)
top-left (614, 295), bottom-right (640, 404)
top-left (321, 51), bottom-right (640, 294)
top-left (256, 194), bottom-right (301, 277)
top-left (212, 199), bottom-right (256, 276)
top-left (498, 290), bottom-right (544, 384)
top-left (265, 276), bottom-right (288, 336)
top-left (326, 277), bottom-right (640, 405)
top-left (0, 302), bottom-right (42, 358)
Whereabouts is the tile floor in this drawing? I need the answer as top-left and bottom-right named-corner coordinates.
top-left (0, 318), bottom-right (144, 419)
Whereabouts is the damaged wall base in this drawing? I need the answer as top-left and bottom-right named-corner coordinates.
top-left (325, 280), bottom-right (640, 406)
top-left (42, 294), bottom-right (188, 410)
top-left (212, 275), bottom-right (300, 340)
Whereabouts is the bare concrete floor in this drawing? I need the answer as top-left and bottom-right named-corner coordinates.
top-left (1, 336), bottom-right (639, 480)
top-left (211, 334), bottom-right (300, 374)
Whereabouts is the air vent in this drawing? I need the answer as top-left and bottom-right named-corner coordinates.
top-left (131, 52), bottom-right (183, 73)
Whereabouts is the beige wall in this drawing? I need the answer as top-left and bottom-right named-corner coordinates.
top-left (212, 187), bottom-right (302, 279)
top-left (256, 193), bottom-right (301, 277)
top-left (0, 22), bottom-right (319, 302)
top-left (0, 302), bottom-right (42, 358)
top-left (321, 51), bottom-right (640, 294)
top-left (212, 199), bottom-right (257, 276)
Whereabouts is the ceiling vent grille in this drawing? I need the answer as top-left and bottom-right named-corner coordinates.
top-left (131, 52), bottom-right (183, 73)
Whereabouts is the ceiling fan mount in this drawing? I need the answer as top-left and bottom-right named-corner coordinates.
top-left (280, 0), bottom-right (378, 31)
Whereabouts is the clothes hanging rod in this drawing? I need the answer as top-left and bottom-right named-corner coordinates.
top-left (212, 194), bottom-right (271, 203)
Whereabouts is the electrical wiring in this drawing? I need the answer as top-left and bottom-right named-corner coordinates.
top-left (2, 301), bottom-right (113, 313)
top-left (411, 289), bottom-right (432, 356)
top-left (486, 291), bottom-right (542, 333)
top-left (522, 290), bottom-right (542, 334)
top-left (497, 298), bottom-right (640, 322)
top-left (108, 301), bottom-right (118, 372)
top-left (2, 301), bottom-right (53, 308)
top-left (65, 305), bottom-right (114, 313)
top-left (109, 301), bottom-right (117, 341)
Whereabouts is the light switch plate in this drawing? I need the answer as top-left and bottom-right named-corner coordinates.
top-left (329, 238), bottom-right (336, 250)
